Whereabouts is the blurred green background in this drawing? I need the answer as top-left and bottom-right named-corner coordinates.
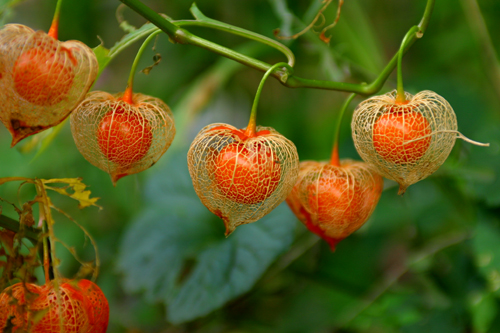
top-left (1, 0), bottom-right (500, 332)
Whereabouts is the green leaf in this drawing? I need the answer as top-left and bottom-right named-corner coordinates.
top-left (469, 291), bottom-right (497, 333)
top-left (93, 44), bottom-right (111, 78)
top-left (117, 150), bottom-right (297, 324)
top-left (472, 217), bottom-right (500, 297)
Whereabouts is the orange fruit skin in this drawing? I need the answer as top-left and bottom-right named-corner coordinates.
top-left (373, 106), bottom-right (432, 164)
top-left (97, 107), bottom-right (153, 166)
top-left (287, 161), bottom-right (383, 251)
top-left (0, 279), bottom-right (109, 333)
top-left (214, 142), bottom-right (281, 205)
top-left (13, 46), bottom-right (76, 106)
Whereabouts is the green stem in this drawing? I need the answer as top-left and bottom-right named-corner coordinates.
top-left (245, 62), bottom-right (292, 137)
top-left (119, 0), bottom-right (435, 95)
top-left (179, 3), bottom-right (294, 66)
top-left (396, 26), bottom-right (420, 102)
top-left (0, 214), bottom-right (40, 244)
top-left (48, 0), bottom-right (64, 39)
top-left (330, 93), bottom-right (356, 166)
top-left (123, 30), bottom-right (162, 103)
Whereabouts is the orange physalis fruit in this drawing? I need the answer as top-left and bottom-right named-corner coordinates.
top-left (0, 24), bottom-right (98, 146)
top-left (188, 123), bottom-right (299, 235)
top-left (214, 141), bottom-right (282, 205)
top-left (71, 91), bottom-right (175, 185)
top-left (351, 90), bottom-right (458, 194)
top-left (97, 106), bottom-right (153, 166)
top-left (286, 160), bottom-right (383, 251)
top-left (373, 105), bottom-right (432, 164)
top-left (0, 279), bottom-right (109, 333)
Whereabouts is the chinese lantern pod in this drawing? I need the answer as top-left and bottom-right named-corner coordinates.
top-left (187, 123), bottom-right (299, 235)
top-left (0, 279), bottom-right (109, 332)
top-left (286, 159), bottom-right (383, 251)
top-left (351, 90), bottom-right (457, 194)
top-left (71, 91), bottom-right (176, 184)
top-left (0, 24), bottom-right (98, 146)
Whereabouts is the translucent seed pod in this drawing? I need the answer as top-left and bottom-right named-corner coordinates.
top-left (286, 159), bottom-right (383, 251)
top-left (0, 279), bottom-right (109, 332)
top-left (0, 24), bottom-right (98, 146)
top-left (187, 123), bottom-right (299, 235)
top-left (351, 90), bottom-right (458, 194)
top-left (71, 91), bottom-right (176, 185)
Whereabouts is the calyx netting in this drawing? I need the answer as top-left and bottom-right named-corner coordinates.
top-left (187, 123), bottom-right (299, 235)
top-left (70, 91), bottom-right (176, 184)
top-left (351, 90), bottom-right (458, 194)
top-left (0, 24), bottom-right (97, 146)
top-left (286, 159), bottom-right (383, 250)
top-left (0, 279), bottom-right (108, 332)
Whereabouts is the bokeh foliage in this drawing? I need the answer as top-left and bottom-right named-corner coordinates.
top-left (1, 0), bottom-right (500, 332)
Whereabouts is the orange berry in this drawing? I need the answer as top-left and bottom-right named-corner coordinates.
top-left (373, 105), bottom-right (431, 164)
top-left (214, 141), bottom-right (281, 205)
top-left (97, 106), bottom-right (153, 166)
top-left (13, 44), bottom-right (76, 106)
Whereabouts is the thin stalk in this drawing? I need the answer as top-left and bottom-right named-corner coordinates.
top-left (119, 0), bottom-right (435, 95)
top-left (396, 26), bottom-right (420, 103)
top-left (48, 0), bottom-right (64, 39)
top-left (330, 93), bottom-right (356, 166)
top-left (42, 222), bottom-right (50, 284)
top-left (123, 30), bottom-right (162, 104)
top-left (245, 62), bottom-right (292, 137)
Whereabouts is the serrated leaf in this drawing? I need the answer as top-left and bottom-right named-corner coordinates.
top-left (117, 149), bottom-right (297, 324)
top-left (42, 178), bottom-right (100, 209)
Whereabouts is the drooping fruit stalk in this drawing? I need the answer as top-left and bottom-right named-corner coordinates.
top-left (71, 30), bottom-right (175, 184)
top-left (0, 5), bottom-right (97, 147)
top-left (0, 279), bottom-right (109, 333)
top-left (187, 63), bottom-right (299, 235)
top-left (286, 94), bottom-right (383, 251)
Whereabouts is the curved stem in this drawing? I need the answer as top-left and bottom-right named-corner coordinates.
top-left (119, 0), bottom-right (435, 95)
top-left (48, 0), bottom-right (64, 39)
top-left (123, 30), bottom-right (162, 104)
top-left (245, 62), bottom-right (292, 137)
top-left (330, 93), bottom-right (356, 166)
top-left (396, 26), bottom-right (420, 102)
top-left (179, 3), bottom-right (294, 67)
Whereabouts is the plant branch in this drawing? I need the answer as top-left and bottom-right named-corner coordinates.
top-left (0, 214), bottom-right (40, 244)
top-left (119, 0), bottom-right (435, 95)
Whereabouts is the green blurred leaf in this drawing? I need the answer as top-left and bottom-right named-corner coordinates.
top-left (117, 149), bottom-right (297, 324)
top-left (469, 291), bottom-right (497, 333)
top-left (473, 217), bottom-right (500, 297)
